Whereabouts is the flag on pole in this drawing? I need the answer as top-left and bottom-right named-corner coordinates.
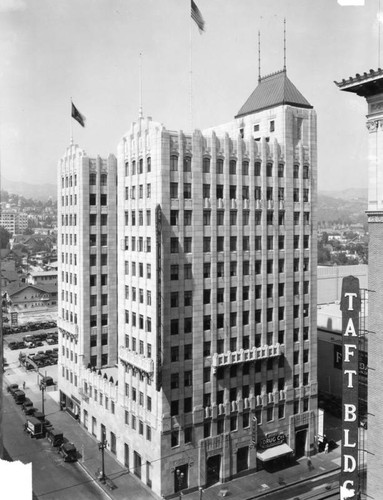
top-left (71, 102), bottom-right (86, 127)
top-left (191, 0), bottom-right (205, 33)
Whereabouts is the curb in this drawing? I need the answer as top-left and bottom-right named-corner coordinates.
top-left (243, 465), bottom-right (341, 500)
top-left (77, 460), bottom-right (114, 500)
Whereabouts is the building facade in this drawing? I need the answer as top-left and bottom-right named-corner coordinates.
top-left (336, 69), bottom-right (383, 500)
top-left (0, 210), bottom-right (28, 234)
top-left (57, 69), bottom-right (318, 498)
top-left (57, 143), bottom-right (118, 418)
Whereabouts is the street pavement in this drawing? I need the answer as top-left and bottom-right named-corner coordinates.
top-left (4, 342), bottom-right (343, 500)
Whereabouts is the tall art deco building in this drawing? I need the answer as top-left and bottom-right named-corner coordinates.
top-left (57, 68), bottom-right (318, 498)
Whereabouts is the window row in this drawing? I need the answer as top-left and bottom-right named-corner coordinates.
top-left (124, 411), bottom-right (152, 441)
top-left (124, 157), bottom-right (151, 176)
top-left (124, 236), bottom-right (151, 252)
top-left (124, 262), bottom-right (151, 279)
top-left (169, 258), bottom-right (310, 280)
top-left (90, 333), bottom-right (109, 347)
top-left (61, 252), bottom-right (78, 265)
top-left (62, 366), bottom-right (78, 387)
top-left (89, 314), bottom-right (108, 327)
top-left (61, 271), bottom-right (78, 285)
top-left (61, 174), bottom-right (77, 188)
top-left (170, 183), bottom-right (310, 203)
top-left (90, 274), bottom-right (108, 286)
top-left (124, 184), bottom-right (151, 200)
top-left (125, 287), bottom-right (152, 305)
top-left (61, 308), bottom-right (78, 324)
top-left (124, 384), bottom-right (152, 410)
top-left (89, 214), bottom-right (108, 226)
top-left (89, 234), bottom-right (108, 247)
top-left (61, 194), bottom-right (77, 206)
top-left (89, 173), bottom-right (108, 185)
top-left (61, 214), bottom-right (77, 226)
top-left (125, 210), bottom-right (151, 226)
top-left (82, 383), bottom-right (115, 415)
top-left (124, 336), bottom-right (152, 358)
top-left (61, 233), bottom-right (77, 246)
top-left (90, 194), bottom-right (108, 206)
top-left (62, 347), bottom-right (78, 364)
top-left (124, 311), bottom-right (152, 332)
top-left (61, 290), bottom-right (77, 305)
top-left (169, 155), bottom-right (310, 179)
top-left (90, 254), bottom-right (108, 266)
top-left (89, 353), bottom-right (109, 367)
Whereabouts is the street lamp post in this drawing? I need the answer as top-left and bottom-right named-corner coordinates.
top-left (39, 381), bottom-right (45, 417)
top-left (176, 469), bottom-right (184, 499)
top-left (98, 433), bottom-right (108, 483)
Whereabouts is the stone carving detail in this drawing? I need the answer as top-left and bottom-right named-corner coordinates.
top-left (367, 214), bottom-right (383, 223)
top-left (366, 120), bottom-right (380, 132)
top-left (370, 102), bottom-right (383, 113)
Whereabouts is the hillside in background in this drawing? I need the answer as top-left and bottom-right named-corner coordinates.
top-left (318, 188), bottom-right (368, 226)
top-left (1, 177), bottom-right (57, 201)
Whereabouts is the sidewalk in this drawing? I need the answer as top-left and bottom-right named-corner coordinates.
top-left (4, 362), bottom-right (341, 500)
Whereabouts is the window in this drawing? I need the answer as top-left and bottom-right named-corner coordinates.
top-left (242, 161), bottom-right (249, 175)
top-left (184, 397), bottom-right (192, 413)
top-left (171, 238), bottom-right (179, 253)
top-left (184, 183), bottom-right (192, 198)
top-left (230, 185), bottom-right (236, 199)
top-left (184, 427), bottom-right (193, 443)
top-left (170, 155), bottom-right (178, 171)
top-left (216, 158), bottom-right (223, 174)
top-left (89, 173), bottom-right (96, 185)
top-left (203, 315), bottom-right (211, 330)
top-left (171, 292), bottom-right (179, 308)
top-left (184, 291), bottom-right (192, 307)
top-left (100, 194), bottom-right (107, 205)
top-left (203, 210), bottom-right (211, 225)
top-left (293, 188), bottom-right (299, 202)
top-left (203, 157), bottom-right (210, 173)
top-left (229, 159), bottom-right (236, 174)
top-left (217, 211), bottom-right (224, 225)
top-left (170, 210), bottom-right (178, 225)
top-left (217, 262), bottom-right (224, 277)
top-left (184, 371), bottom-right (193, 386)
top-left (171, 346), bottom-right (179, 362)
top-left (203, 237), bottom-right (211, 252)
top-left (278, 164), bottom-right (284, 177)
top-left (230, 261), bottom-right (237, 276)
top-left (230, 237), bottom-right (237, 252)
top-left (294, 165), bottom-right (299, 178)
top-left (203, 289), bottom-right (211, 304)
top-left (170, 182), bottom-right (178, 198)
top-left (184, 156), bottom-right (191, 172)
top-left (171, 319), bottom-right (179, 336)
top-left (303, 165), bottom-right (309, 179)
top-left (171, 430), bottom-right (179, 447)
top-left (184, 210), bottom-right (192, 226)
top-left (294, 212), bottom-right (300, 225)
top-left (267, 211), bottom-right (273, 225)
top-left (230, 416), bottom-right (237, 431)
top-left (184, 264), bottom-right (192, 279)
top-left (294, 235), bottom-right (300, 249)
top-left (303, 189), bottom-right (309, 202)
top-left (216, 184), bottom-right (224, 198)
top-left (171, 265), bottom-right (179, 280)
top-left (171, 373), bottom-right (179, 389)
top-left (203, 341), bottom-right (211, 356)
top-left (266, 163), bottom-right (273, 176)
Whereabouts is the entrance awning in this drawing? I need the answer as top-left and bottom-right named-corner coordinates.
top-left (257, 443), bottom-right (293, 462)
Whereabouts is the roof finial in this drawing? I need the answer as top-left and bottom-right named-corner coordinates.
top-left (139, 52), bottom-right (143, 119)
top-left (283, 18), bottom-right (287, 72)
top-left (258, 30), bottom-right (261, 82)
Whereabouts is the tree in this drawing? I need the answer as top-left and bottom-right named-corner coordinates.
top-left (23, 228), bottom-right (34, 236)
top-left (0, 227), bottom-right (11, 249)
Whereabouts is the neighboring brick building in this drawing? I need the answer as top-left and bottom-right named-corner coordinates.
top-left (336, 69), bottom-right (383, 500)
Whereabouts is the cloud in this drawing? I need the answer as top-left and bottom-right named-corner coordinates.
top-left (0, 0), bottom-right (26, 13)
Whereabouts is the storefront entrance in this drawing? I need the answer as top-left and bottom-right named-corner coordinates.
top-left (295, 429), bottom-right (308, 458)
top-left (206, 454), bottom-right (221, 486)
top-left (237, 446), bottom-right (249, 474)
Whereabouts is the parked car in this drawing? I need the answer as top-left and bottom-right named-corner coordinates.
top-left (13, 390), bottom-right (26, 404)
top-left (25, 416), bottom-right (44, 438)
top-left (41, 376), bottom-right (54, 387)
top-left (34, 340), bottom-right (44, 347)
top-left (22, 399), bottom-right (34, 412)
top-left (7, 383), bottom-right (18, 393)
top-left (59, 442), bottom-right (77, 462)
top-left (46, 428), bottom-right (64, 447)
top-left (8, 342), bottom-right (19, 350)
top-left (24, 406), bottom-right (38, 416)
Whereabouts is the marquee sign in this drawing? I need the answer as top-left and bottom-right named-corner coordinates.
top-left (258, 431), bottom-right (285, 449)
top-left (339, 276), bottom-right (360, 500)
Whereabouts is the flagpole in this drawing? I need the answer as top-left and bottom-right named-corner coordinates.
top-left (70, 98), bottom-right (73, 145)
top-left (189, 14), bottom-right (193, 132)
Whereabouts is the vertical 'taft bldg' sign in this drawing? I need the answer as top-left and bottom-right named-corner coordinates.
top-left (339, 276), bottom-right (360, 500)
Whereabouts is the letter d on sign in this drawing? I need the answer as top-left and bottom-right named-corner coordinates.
top-left (344, 455), bottom-right (357, 473)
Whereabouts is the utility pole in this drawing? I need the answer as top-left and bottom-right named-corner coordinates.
top-left (98, 432), bottom-right (108, 483)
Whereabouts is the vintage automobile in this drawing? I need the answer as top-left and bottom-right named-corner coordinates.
top-left (59, 442), bottom-right (77, 462)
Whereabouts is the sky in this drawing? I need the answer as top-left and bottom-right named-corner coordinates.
top-left (0, 0), bottom-right (380, 191)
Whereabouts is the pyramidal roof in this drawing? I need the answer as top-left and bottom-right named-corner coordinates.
top-left (235, 69), bottom-right (312, 118)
